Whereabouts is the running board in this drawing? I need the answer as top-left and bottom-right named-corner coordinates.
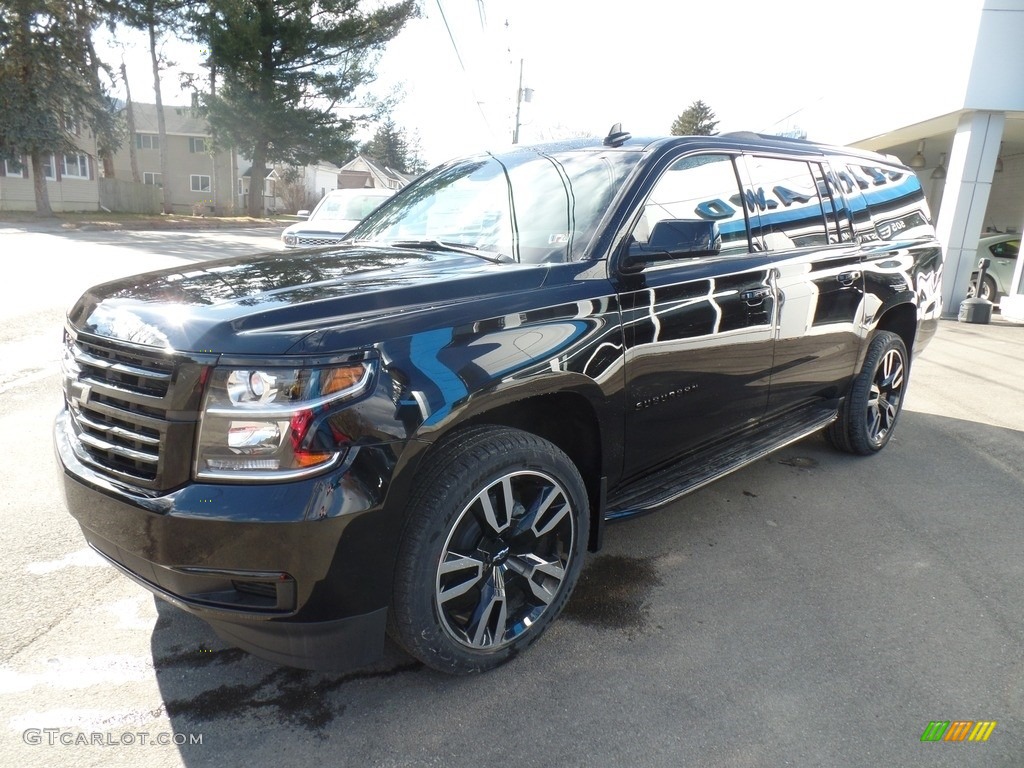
top-left (605, 408), bottom-right (838, 521)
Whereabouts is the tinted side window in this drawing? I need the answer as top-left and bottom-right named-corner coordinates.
top-left (838, 164), bottom-right (931, 242)
top-left (813, 162), bottom-right (852, 243)
top-left (744, 157), bottom-right (830, 250)
top-left (632, 154), bottom-right (750, 256)
top-left (832, 165), bottom-right (874, 240)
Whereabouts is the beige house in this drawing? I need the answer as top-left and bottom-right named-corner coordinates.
top-left (240, 156), bottom-right (415, 215)
top-left (338, 155), bottom-right (415, 191)
top-left (115, 103), bottom-right (237, 215)
top-left (0, 120), bottom-right (101, 212)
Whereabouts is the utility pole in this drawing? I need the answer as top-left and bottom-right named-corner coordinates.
top-left (512, 59), bottom-right (533, 144)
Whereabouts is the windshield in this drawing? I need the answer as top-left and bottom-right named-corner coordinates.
top-left (350, 148), bottom-right (640, 263)
top-left (313, 192), bottom-right (391, 222)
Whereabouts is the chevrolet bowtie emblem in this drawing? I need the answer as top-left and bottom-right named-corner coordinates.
top-left (69, 382), bottom-right (92, 409)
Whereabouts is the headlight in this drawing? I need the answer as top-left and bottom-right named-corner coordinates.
top-left (195, 360), bottom-right (373, 481)
top-left (283, 233), bottom-right (298, 246)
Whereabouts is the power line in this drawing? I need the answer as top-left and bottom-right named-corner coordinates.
top-left (435, 0), bottom-right (467, 73)
top-left (433, 0), bottom-right (494, 136)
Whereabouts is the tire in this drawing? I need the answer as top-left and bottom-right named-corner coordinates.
top-left (389, 426), bottom-right (589, 674)
top-left (967, 275), bottom-right (998, 301)
top-left (826, 331), bottom-right (909, 455)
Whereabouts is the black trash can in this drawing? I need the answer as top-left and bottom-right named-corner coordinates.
top-left (958, 256), bottom-right (994, 324)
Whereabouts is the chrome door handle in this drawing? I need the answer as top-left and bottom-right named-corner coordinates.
top-left (740, 287), bottom-right (771, 305)
top-left (837, 270), bottom-right (862, 286)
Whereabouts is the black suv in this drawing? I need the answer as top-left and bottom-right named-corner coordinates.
top-left (55, 129), bottom-right (943, 674)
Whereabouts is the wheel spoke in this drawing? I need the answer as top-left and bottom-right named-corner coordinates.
top-left (468, 569), bottom-right (508, 647)
top-left (437, 553), bottom-right (487, 604)
top-left (867, 408), bottom-right (882, 439)
top-left (477, 484), bottom-right (511, 534)
top-left (507, 553), bottom-right (566, 605)
top-left (881, 397), bottom-right (898, 428)
top-left (880, 351), bottom-right (904, 392)
top-left (513, 484), bottom-right (570, 539)
top-left (867, 384), bottom-right (881, 410)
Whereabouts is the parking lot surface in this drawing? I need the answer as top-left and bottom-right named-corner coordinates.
top-left (0, 226), bottom-right (1021, 767)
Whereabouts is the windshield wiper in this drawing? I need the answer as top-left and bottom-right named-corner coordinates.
top-left (387, 239), bottom-right (514, 264)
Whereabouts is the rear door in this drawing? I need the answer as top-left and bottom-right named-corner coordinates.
top-left (739, 154), bottom-right (865, 420)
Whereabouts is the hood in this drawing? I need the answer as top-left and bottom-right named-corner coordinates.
top-left (283, 220), bottom-right (360, 236)
top-left (67, 245), bottom-right (550, 355)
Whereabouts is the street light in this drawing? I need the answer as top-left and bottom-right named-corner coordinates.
top-left (512, 58), bottom-right (533, 144)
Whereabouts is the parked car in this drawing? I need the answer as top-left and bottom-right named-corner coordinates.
top-left (55, 128), bottom-right (943, 675)
top-left (281, 187), bottom-right (394, 248)
top-left (968, 233), bottom-right (1020, 301)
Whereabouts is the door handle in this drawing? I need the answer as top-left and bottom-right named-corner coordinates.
top-left (837, 270), bottom-right (862, 286)
top-left (740, 287), bottom-right (771, 305)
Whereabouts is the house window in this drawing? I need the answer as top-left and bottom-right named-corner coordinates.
top-left (42, 155), bottom-right (56, 180)
top-left (3, 158), bottom-right (24, 176)
top-left (188, 137), bottom-right (207, 153)
top-left (143, 171), bottom-right (163, 187)
top-left (237, 178), bottom-right (244, 195)
top-left (63, 115), bottom-right (80, 135)
top-left (61, 153), bottom-right (89, 179)
top-left (190, 174), bottom-right (211, 192)
top-left (135, 133), bottom-right (159, 150)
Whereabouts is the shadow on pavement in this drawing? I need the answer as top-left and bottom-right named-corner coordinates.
top-left (150, 410), bottom-right (1024, 767)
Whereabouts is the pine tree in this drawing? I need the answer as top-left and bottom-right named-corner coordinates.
top-left (670, 100), bottom-right (720, 136)
top-left (0, 0), bottom-right (121, 215)
top-left (360, 119), bottom-right (424, 174)
top-left (195, 0), bottom-right (417, 217)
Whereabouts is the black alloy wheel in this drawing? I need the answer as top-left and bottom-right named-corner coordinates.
top-left (826, 331), bottom-right (909, 455)
top-left (864, 343), bottom-right (906, 448)
top-left (436, 469), bottom-right (575, 650)
top-left (389, 426), bottom-right (588, 674)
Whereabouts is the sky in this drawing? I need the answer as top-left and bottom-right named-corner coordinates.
top-left (100, 0), bottom-right (985, 168)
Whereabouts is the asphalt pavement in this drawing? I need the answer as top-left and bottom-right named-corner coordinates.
top-left (0, 228), bottom-right (1022, 767)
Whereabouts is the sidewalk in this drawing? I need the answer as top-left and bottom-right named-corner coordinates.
top-left (0, 212), bottom-right (291, 233)
top-left (908, 312), bottom-right (1024, 435)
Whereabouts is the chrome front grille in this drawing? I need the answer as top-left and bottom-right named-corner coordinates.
top-left (62, 330), bottom-right (209, 492)
top-left (296, 235), bottom-right (345, 247)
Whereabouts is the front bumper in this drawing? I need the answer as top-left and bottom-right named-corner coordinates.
top-left (54, 409), bottom-right (403, 671)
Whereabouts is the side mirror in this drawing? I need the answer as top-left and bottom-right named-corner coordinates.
top-left (620, 219), bottom-right (722, 273)
top-left (296, 209), bottom-right (311, 219)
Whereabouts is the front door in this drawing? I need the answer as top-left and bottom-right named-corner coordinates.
top-left (616, 152), bottom-right (777, 478)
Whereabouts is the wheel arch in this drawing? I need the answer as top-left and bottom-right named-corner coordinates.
top-left (872, 302), bottom-right (917, 359)
top-left (416, 390), bottom-right (607, 552)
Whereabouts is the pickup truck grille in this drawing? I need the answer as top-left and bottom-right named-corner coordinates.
top-left (295, 234), bottom-right (345, 247)
top-left (62, 330), bottom-right (209, 492)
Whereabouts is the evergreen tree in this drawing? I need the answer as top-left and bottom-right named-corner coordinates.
top-left (0, 0), bottom-right (121, 215)
top-left (360, 118), bottom-right (423, 174)
top-left (195, 0), bottom-right (417, 217)
top-left (670, 100), bottom-right (719, 136)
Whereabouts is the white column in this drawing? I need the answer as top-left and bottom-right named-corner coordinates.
top-left (935, 110), bottom-right (1004, 317)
